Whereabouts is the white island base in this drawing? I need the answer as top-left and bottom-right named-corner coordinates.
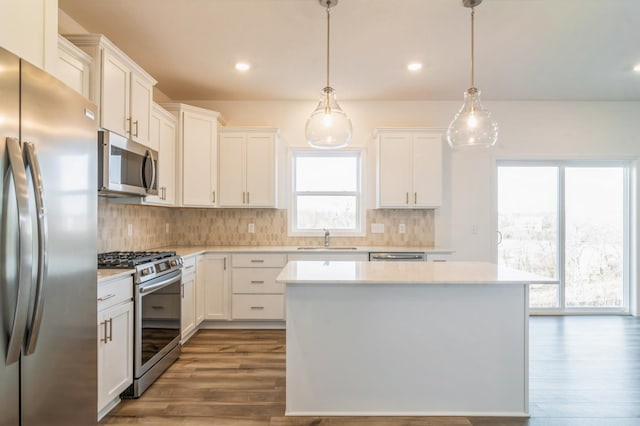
top-left (279, 261), bottom-right (549, 417)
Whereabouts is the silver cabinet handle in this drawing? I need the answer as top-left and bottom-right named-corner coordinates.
top-left (133, 120), bottom-right (139, 137)
top-left (108, 318), bottom-right (113, 342)
top-left (414, 192), bottom-right (417, 204)
top-left (97, 293), bottom-right (116, 302)
top-left (23, 142), bottom-right (47, 355)
top-left (184, 265), bottom-right (194, 270)
top-left (250, 280), bottom-right (265, 284)
top-left (250, 259), bottom-right (264, 263)
top-left (406, 192), bottom-right (409, 204)
top-left (243, 191), bottom-right (246, 204)
top-left (247, 192), bottom-right (250, 204)
top-left (250, 306), bottom-right (265, 310)
top-left (212, 191), bottom-right (216, 203)
top-left (100, 320), bottom-right (108, 344)
top-left (126, 117), bottom-right (131, 134)
top-left (5, 137), bottom-right (34, 365)
top-left (181, 283), bottom-right (185, 298)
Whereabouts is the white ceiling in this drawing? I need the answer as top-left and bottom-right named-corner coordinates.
top-left (58, 0), bottom-right (640, 102)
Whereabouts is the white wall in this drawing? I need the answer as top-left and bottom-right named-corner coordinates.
top-left (186, 99), bottom-right (640, 314)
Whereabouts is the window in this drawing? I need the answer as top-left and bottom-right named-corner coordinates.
top-left (290, 150), bottom-right (363, 235)
top-left (497, 161), bottom-right (630, 313)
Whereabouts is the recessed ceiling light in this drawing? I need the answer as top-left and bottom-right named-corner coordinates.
top-left (235, 62), bottom-right (251, 72)
top-left (634, 64), bottom-right (640, 73)
top-left (407, 62), bottom-right (423, 72)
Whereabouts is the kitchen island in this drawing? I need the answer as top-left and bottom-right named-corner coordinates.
top-left (277, 261), bottom-right (553, 417)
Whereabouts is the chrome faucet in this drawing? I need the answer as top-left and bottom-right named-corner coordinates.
top-left (323, 228), bottom-right (330, 248)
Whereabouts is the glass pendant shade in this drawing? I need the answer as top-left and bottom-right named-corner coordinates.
top-left (446, 88), bottom-right (498, 149)
top-left (306, 86), bottom-right (352, 149)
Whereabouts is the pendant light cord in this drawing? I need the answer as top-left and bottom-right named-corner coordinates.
top-left (326, 2), bottom-right (331, 88)
top-left (470, 7), bottom-right (475, 90)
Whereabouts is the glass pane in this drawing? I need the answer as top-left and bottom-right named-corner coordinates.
top-left (295, 156), bottom-right (358, 192)
top-left (565, 167), bottom-right (624, 308)
top-left (296, 196), bottom-right (357, 230)
top-left (498, 166), bottom-right (559, 309)
top-left (529, 284), bottom-right (559, 309)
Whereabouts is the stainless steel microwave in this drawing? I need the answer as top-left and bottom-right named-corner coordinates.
top-left (98, 130), bottom-right (158, 197)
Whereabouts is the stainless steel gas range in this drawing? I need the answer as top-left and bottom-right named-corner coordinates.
top-left (98, 251), bottom-right (183, 398)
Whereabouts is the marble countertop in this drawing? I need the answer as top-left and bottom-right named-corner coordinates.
top-left (154, 245), bottom-right (454, 259)
top-left (276, 261), bottom-right (557, 285)
top-left (96, 246), bottom-right (455, 283)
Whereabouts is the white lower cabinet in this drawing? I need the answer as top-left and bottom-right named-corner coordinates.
top-left (231, 253), bottom-right (287, 320)
top-left (181, 257), bottom-right (197, 342)
top-left (97, 275), bottom-right (133, 418)
top-left (202, 254), bottom-right (230, 320)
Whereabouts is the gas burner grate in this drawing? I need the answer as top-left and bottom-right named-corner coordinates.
top-left (97, 251), bottom-right (177, 269)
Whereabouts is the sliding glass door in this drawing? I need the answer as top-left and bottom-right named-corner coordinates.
top-left (497, 162), bottom-right (629, 313)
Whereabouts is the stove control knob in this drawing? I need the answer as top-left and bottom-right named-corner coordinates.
top-left (170, 260), bottom-right (177, 267)
top-left (141, 267), bottom-right (153, 276)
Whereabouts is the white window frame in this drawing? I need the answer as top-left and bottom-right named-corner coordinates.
top-left (496, 159), bottom-right (632, 315)
top-left (288, 148), bottom-right (365, 237)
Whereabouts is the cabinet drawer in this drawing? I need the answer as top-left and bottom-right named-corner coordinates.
top-left (231, 295), bottom-right (284, 320)
top-left (98, 276), bottom-right (133, 311)
top-left (232, 268), bottom-right (284, 294)
top-left (182, 255), bottom-right (197, 277)
top-left (232, 253), bottom-right (287, 268)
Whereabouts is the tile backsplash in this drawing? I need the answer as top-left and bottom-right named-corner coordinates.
top-left (98, 198), bottom-right (435, 252)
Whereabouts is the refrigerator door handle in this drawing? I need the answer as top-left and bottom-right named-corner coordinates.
top-left (23, 142), bottom-right (47, 355)
top-left (5, 137), bottom-right (34, 364)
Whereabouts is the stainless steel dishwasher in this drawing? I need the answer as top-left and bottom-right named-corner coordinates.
top-left (368, 252), bottom-right (426, 261)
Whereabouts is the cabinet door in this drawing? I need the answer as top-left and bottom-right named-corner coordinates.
top-left (158, 117), bottom-right (176, 204)
top-left (195, 257), bottom-right (206, 325)
top-left (101, 49), bottom-right (130, 138)
top-left (246, 133), bottom-right (276, 207)
top-left (130, 73), bottom-right (153, 147)
top-left (98, 302), bottom-right (133, 413)
top-left (181, 273), bottom-right (196, 342)
top-left (377, 134), bottom-right (412, 208)
top-left (412, 134), bottom-right (442, 207)
top-left (182, 111), bottom-right (217, 206)
top-left (143, 112), bottom-right (175, 206)
top-left (203, 255), bottom-right (230, 320)
top-left (218, 133), bottom-right (246, 206)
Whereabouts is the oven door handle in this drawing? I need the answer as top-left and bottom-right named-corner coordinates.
top-left (139, 273), bottom-right (181, 295)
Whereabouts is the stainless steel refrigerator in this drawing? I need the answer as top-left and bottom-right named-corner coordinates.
top-left (0, 47), bottom-right (98, 425)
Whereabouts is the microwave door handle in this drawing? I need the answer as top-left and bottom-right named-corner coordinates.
top-left (149, 152), bottom-right (156, 193)
top-left (23, 142), bottom-right (47, 355)
top-left (5, 137), bottom-right (34, 364)
top-left (141, 150), bottom-right (156, 193)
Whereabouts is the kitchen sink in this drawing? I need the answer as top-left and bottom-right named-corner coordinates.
top-left (297, 247), bottom-right (358, 250)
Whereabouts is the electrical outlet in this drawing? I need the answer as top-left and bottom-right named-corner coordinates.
top-left (248, 223), bottom-right (255, 233)
top-left (399, 224), bottom-right (406, 234)
top-left (165, 223), bottom-right (170, 234)
top-left (127, 224), bottom-right (133, 237)
top-left (371, 223), bottom-right (385, 234)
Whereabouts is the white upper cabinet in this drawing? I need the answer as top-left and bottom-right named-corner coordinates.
top-left (161, 103), bottom-right (221, 208)
top-left (64, 34), bottom-right (157, 148)
top-left (144, 103), bottom-right (176, 206)
top-left (376, 128), bottom-right (443, 209)
top-left (218, 128), bottom-right (278, 208)
top-left (55, 35), bottom-right (91, 97)
top-left (0, 0), bottom-right (57, 71)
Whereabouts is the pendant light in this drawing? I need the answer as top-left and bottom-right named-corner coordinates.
top-left (446, 0), bottom-right (498, 149)
top-left (305, 0), bottom-right (352, 149)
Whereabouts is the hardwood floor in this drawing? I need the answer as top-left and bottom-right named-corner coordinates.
top-left (102, 316), bottom-right (640, 426)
